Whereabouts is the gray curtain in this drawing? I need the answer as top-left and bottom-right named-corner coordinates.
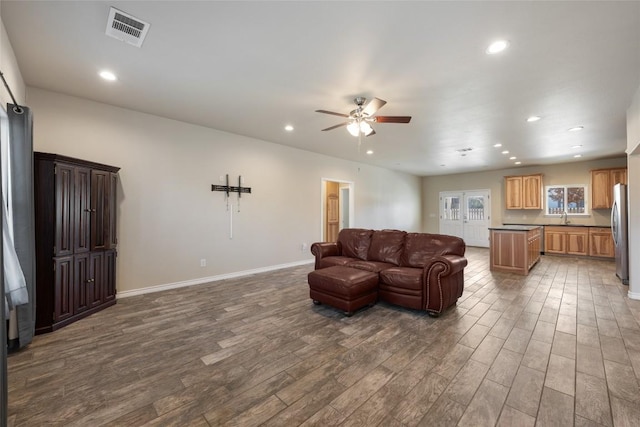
top-left (8, 104), bottom-right (35, 348)
top-left (1, 173), bottom-right (5, 427)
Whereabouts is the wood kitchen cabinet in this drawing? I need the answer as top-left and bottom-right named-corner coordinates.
top-left (588, 227), bottom-right (614, 258)
top-left (505, 174), bottom-right (542, 209)
top-left (34, 152), bottom-right (120, 334)
top-left (544, 226), bottom-right (588, 256)
top-left (591, 168), bottom-right (627, 209)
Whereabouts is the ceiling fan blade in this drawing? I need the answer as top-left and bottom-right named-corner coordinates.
top-left (321, 122), bottom-right (349, 131)
top-left (362, 98), bottom-right (387, 116)
top-left (315, 109), bottom-right (350, 118)
top-left (374, 116), bottom-right (412, 123)
top-left (366, 129), bottom-right (376, 137)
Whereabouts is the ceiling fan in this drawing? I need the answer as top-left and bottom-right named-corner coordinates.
top-left (316, 97), bottom-right (411, 137)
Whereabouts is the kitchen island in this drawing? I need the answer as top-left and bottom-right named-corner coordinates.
top-left (489, 225), bottom-right (542, 275)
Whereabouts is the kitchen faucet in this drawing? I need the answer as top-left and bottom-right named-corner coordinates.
top-left (561, 211), bottom-right (570, 225)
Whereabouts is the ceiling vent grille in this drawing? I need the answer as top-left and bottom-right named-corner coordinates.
top-left (105, 7), bottom-right (150, 48)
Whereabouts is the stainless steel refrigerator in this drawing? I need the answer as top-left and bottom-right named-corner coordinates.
top-left (611, 183), bottom-right (629, 285)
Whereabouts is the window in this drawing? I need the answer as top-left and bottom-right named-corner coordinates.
top-left (545, 185), bottom-right (588, 215)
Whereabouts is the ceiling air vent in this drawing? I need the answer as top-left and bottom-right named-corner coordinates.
top-left (105, 7), bottom-right (150, 48)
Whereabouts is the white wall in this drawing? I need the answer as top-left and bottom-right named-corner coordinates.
top-left (627, 85), bottom-right (640, 300)
top-left (0, 12), bottom-right (26, 106)
top-left (26, 88), bottom-right (422, 295)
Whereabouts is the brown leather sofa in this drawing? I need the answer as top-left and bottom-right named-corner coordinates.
top-left (310, 228), bottom-right (468, 316)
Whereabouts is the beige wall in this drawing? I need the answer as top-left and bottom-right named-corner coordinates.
top-left (627, 85), bottom-right (640, 299)
top-left (26, 88), bottom-right (422, 295)
top-left (422, 157), bottom-right (627, 233)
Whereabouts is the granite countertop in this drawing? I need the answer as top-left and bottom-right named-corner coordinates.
top-left (502, 223), bottom-right (611, 228)
top-left (489, 225), bottom-right (543, 231)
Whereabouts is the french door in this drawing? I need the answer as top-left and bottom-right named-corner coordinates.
top-left (439, 190), bottom-right (490, 248)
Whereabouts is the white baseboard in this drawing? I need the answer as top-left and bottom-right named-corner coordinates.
top-left (628, 290), bottom-right (640, 300)
top-left (117, 258), bottom-right (314, 299)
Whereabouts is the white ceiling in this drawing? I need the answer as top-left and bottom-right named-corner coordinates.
top-left (3, 1), bottom-right (640, 176)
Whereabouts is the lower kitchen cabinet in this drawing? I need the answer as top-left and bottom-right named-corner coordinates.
top-left (545, 226), bottom-right (588, 256)
top-left (588, 228), bottom-right (614, 258)
top-left (544, 226), bottom-right (612, 258)
top-left (566, 229), bottom-right (589, 256)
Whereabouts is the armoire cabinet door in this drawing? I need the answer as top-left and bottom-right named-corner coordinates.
top-left (74, 166), bottom-right (91, 253)
top-left (91, 170), bottom-right (109, 250)
top-left (104, 250), bottom-right (117, 302)
top-left (89, 251), bottom-right (105, 308)
top-left (54, 256), bottom-right (74, 322)
top-left (54, 164), bottom-right (75, 256)
top-left (73, 253), bottom-right (91, 315)
top-left (108, 173), bottom-right (118, 249)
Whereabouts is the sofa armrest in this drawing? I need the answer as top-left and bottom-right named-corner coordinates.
top-left (423, 255), bottom-right (468, 314)
top-left (310, 242), bottom-right (340, 270)
top-left (425, 255), bottom-right (467, 276)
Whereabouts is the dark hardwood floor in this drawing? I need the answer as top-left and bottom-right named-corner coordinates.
top-left (7, 248), bottom-right (640, 426)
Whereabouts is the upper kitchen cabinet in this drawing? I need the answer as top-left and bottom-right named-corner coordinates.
top-left (505, 174), bottom-right (543, 209)
top-left (591, 168), bottom-right (627, 209)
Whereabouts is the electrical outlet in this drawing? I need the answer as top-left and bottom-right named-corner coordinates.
top-left (200, 259), bottom-right (206, 267)
top-left (301, 242), bottom-right (308, 252)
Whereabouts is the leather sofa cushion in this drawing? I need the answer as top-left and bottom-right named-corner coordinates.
top-left (380, 267), bottom-right (423, 292)
top-left (346, 260), bottom-right (396, 273)
top-left (337, 228), bottom-right (373, 260)
top-left (318, 256), bottom-right (359, 269)
top-left (367, 230), bottom-right (406, 265)
top-left (401, 233), bottom-right (466, 268)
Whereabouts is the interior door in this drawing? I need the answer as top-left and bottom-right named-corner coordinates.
top-left (325, 181), bottom-right (339, 242)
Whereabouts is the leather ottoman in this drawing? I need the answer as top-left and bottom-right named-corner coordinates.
top-left (307, 266), bottom-right (378, 316)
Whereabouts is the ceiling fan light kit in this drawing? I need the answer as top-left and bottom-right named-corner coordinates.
top-left (316, 97), bottom-right (411, 138)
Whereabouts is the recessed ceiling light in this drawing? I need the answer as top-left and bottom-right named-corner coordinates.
top-left (571, 144), bottom-right (583, 149)
top-left (493, 143), bottom-right (502, 148)
top-left (486, 40), bottom-right (509, 54)
top-left (284, 125), bottom-right (294, 131)
top-left (509, 156), bottom-right (516, 160)
top-left (99, 70), bottom-right (117, 81)
top-left (568, 126), bottom-right (584, 132)
top-left (574, 154), bottom-right (582, 158)
top-left (527, 116), bottom-right (541, 122)
top-left (366, 150), bottom-right (373, 155)
top-left (515, 161), bottom-right (522, 165)
top-left (501, 150), bottom-right (509, 154)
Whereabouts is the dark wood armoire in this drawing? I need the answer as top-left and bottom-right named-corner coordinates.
top-left (34, 152), bottom-right (120, 334)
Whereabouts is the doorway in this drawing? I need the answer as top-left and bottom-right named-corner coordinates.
top-left (321, 179), bottom-right (354, 242)
top-left (439, 190), bottom-right (490, 247)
